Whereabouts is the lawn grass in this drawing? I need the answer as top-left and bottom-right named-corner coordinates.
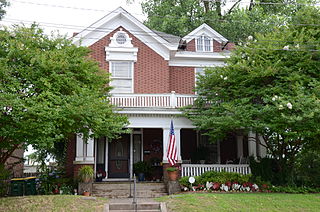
top-left (157, 192), bottom-right (320, 212)
top-left (0, 195), bottom-right (108, 212)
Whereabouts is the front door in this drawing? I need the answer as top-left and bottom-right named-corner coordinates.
top-left (108, 134), bottom-right (130, 178)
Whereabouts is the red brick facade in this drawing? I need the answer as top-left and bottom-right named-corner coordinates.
top-left (169, 67), bottom-right (195, 94)
top-left (89, 26), bottom-right (170, 94)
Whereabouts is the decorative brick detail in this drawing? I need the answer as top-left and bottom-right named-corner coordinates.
top-left (169, 67), bottom-right (195, 94)
top-left (89, 26), bottom-right (170, 94)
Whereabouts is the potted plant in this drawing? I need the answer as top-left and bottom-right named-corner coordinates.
top-left (78, 166), bottom-right (94, 196)
top-left (166, 166), bottom-right (179, 181)
top-left (78, 166), bottom-right (94, 183)
top-left (133, 161), bottom-right (151, 181)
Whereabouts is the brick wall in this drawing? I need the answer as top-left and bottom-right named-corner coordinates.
top-left (89, 26), bottom-right (170, 94)
top-left (169, 66), bottom-right (195, 94)
top-left (65, 134), bottom-right (76, 178)
top-left (186, 39), bottom-right (196, 51)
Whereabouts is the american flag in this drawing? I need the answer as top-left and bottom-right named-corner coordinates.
top-left (167, 120), bottom-right (177, 166)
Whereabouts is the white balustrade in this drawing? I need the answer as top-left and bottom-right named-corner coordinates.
top-left (110, 92), bottom-right (196, 108)
top-left (181, 164), bottom-right (251, 177)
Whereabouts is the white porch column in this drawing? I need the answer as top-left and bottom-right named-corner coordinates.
top-left (162, 128), bottom-right (170, 163)
top-left (175, 128), bottom-right (182, 162)
top-left (85, 137), bottom-right (95, 163)
top-left (248, 131), bottom-right (257, 157)
top-left (236, 135), bottom-right (244, 158)
top-left (75, 134), bottom-right (84, 161)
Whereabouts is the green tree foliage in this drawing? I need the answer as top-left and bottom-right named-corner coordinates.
top-left (184, 6), bottom-right (320, 183)
top-left (141, 0), bottom-right (301, 41)
top-left (0, 0), bottom-right (8, 20)
top-left (0, 25), bottom-right (128, 165)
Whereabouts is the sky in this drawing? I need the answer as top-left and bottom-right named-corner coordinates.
top-left (0, 0), bottom-right (146, 37)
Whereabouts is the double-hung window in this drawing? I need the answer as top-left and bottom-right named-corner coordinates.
top-left (110, 61), bottom-right (133, 93)
top-left (196, 35), bottom-right (212, 52)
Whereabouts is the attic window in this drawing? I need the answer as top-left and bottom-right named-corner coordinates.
top-left (196, 35), bottom-right (212, 52)
top-left (116, 33), bottom-right (127, 45)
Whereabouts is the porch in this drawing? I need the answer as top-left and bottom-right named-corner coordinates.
top-left (73, 126), bottom-right (260, 180)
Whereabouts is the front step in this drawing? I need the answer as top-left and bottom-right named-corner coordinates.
top-left (92, 182), bottom-right (168, 198)
top-left (107, 202), bottom-right (166, 212)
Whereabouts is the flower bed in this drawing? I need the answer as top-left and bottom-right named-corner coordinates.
top-left (179, 171), bottom-right (270, 192)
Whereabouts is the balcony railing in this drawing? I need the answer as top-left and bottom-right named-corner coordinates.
top-left (181, 164), bottom-right (251, 177)
top-left (110, 92), bottom-right (197, 108)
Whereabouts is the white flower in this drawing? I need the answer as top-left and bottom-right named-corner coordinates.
top-left (279, 104), bottom-right (284, 110)
top-left (287, 102), bottom-right (293, 109)
top-left (247, 35), bottom-right (253, 41)
top-left (224, 76), bottom-right (228, 80)
top-left (220, 75), bottom-right (224, 79)
top-left (272, 97), bottom-right (276, 101)
top-left (283, 45), bottom-right (290, 50)
top-left (295, 44), bottom-right (300, 49)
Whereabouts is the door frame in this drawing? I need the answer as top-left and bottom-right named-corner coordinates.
top-left (104, 129), bottom-right (143, 179)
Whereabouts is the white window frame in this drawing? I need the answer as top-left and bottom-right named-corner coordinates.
top-left (196, 35), bottom-right (212, 52)
top-left (110, 61), bottom-right (134, 93)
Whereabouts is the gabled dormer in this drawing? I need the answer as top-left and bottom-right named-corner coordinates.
top-left (182, 23), bottom-right (229, 53)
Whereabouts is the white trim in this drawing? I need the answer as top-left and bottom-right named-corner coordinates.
top-left (183, 23), bottom-right (228, 44)
top-left (169, 60), bottom-right (226, 67)
top-left (109, 61), bottom-right (134, 93)
top-left (173, 51), bottom-right (230, 59)
top-left (195, 34), bottom-right (212, 52)
top-left (72, 7), bottom-right (173, 60)
top-left (130, 132), bottom-right (133, 179)
top-left (105, 138), bottom-right (109, 178)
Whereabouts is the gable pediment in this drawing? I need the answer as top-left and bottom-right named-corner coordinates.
top-left (72, 7), bottom-right (175, 60)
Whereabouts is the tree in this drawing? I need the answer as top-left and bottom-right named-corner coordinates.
top-left (0, 25), bottom-right (128, 166)
top-left (141, 0), bottom-right (299, 41)
top-left (184, 6), bottom-right (320, 183)
top-left (0, 0), bottom-right (8, 20)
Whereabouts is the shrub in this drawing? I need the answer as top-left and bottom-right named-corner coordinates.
top-left (294, 149), bottom-right (320, 187)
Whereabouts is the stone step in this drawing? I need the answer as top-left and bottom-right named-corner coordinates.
top-left (107, 203), bottom-right (161, 212)
top-left (92, 182), bottom-right (167, 198)
top-left (109, 203), bottom-right (160, 210)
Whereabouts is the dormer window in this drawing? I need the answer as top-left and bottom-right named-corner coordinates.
top-left (196, 35), bottom-right (212, 52)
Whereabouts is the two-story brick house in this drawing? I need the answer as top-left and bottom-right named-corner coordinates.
top-left (67, 7), bottom-right (266, 180)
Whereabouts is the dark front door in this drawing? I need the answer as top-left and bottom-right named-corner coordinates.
top-left (108, 134), bottom-right (130, 178)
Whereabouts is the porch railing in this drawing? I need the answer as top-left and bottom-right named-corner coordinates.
top-left (110, 92), bottom-right (197, 108)
top-left (181, 164), bottom-right (251, 177)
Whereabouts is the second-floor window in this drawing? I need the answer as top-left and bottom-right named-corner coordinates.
top-left (110, 61), bottom-right (133, 93)
top-left (196, 35), bottom-right (212, 52)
